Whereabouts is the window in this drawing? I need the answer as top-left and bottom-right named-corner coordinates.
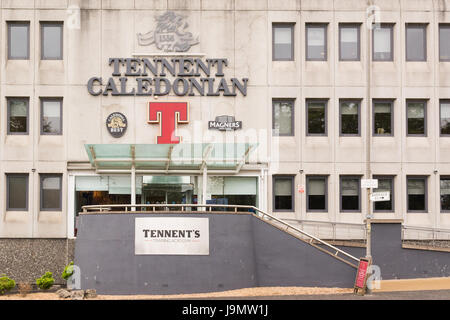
top-left (373, 100), bottom-right (393, 136)
top-left (440, 177), bottom-right (450, 212)
top-left (306, 23), bottom-right (327, 61)
top-left (306, 100), bottom-right (327, 135)
top-left (40, 174), bottom-right (62, 211)
top-left (339, 24), bottom-right (360, 61)
top-left (273, 176), bottom-right (294, 211)
top-left (7, 98), bottom-right (29, 135)
top-left (373, 176), bottom-right (394, 212)
top-left (340, 100), bottom-right (360, 136)
top-left (340, 176), bottom-right (361, 212)
top-left (440, 100), bottom-right (450, 136)
top-left (273, 24), bottom-right (294, 61)
top-left (439, 24), bottom-right (450, 61)
top-left (6, 174), bottom-right (28, 211)
top-left (8, 22), bottom-right (30, 59)
top-left (373, 24), bottom-right (393, 61)
top-left (406, 100), bottom-right (427, 136)
top-left (407, 176), bottom-right (427, 212)
top-left (272, 100), bottom-right (294, 136)
top-left (41, 98), bottom-right (62, 135)
top-left (406, 24), bottom-right (426, 61)
top-left (440, 176), bottom-right (450, 212)
top-left (41, 22), bottom-right (63, 60)
top-left (306, 176), bottom-right (327, 212)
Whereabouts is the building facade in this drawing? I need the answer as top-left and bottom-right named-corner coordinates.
top-left (2, 0), bottom-right (450, 266)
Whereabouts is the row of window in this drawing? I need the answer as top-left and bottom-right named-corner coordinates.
top-left (273, 23), bottom-right (450, 62)
top-left (6, 173), bottom-right (62, 211)
top-left (6, 97), bottom-right (62, 135)
top-left (273, 99), bottom-right (450, 137)
top-left (273, 175), bottom-right (450, 213)
top-left (8, 21), bottom-right (63, 60)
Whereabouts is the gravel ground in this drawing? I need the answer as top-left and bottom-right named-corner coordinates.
top-left (0, 286), bottom-right (353, 300)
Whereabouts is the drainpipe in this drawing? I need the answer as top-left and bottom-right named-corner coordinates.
top-left (365, 6), bottom-right (373, 260)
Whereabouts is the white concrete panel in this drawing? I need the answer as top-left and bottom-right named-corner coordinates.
top-left (234, 10), bottom-right (268, 86)
top-left (201, 0), bottom-right (234, 11)
top-left (168, 0), bottom-right (201, 10)
top-left (67, 9), bottom-right (101, 85)
top-left (235, 0), bottom-right (267, 11)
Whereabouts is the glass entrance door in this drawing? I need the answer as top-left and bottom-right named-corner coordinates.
top-left (140, 176), bottom-right (196, 209)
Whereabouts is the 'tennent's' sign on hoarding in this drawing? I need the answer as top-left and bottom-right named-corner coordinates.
top-left (135, 217), bottom-right (209, 255)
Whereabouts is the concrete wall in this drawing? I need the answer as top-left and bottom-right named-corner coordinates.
top-left (74, 213), bottom-right (357, 294)
top-left (1, 1), bottom-right (450, 239)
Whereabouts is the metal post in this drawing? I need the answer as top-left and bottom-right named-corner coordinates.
top-left (202, 165), bottom-right (207, 208)
top-left (131, 164), bottom-right (136, 211)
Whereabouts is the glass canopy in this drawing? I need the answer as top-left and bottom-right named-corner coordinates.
top-left (84, 143), bottom-right (257, 172)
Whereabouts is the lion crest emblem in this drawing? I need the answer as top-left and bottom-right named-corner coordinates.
top-left (137, 11), bottom-right (199, 52)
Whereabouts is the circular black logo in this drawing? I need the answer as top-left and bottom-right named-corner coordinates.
top-left (106, 112), bottom-right (127, 138)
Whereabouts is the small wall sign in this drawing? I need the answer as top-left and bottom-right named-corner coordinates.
top-left (106, 112), bottom-right (127, 138)
top-left (208, 115), bottom-right (242, 131)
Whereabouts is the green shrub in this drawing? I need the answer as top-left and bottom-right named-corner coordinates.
top-left (0, 274), bottom-right (16, 294)
top-left (36, 272), bottom-right (55, 290)
top-left (61, 261), bottom-right (74, 281)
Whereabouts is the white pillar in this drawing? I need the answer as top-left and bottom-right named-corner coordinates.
top-left (202, 166), bottom-right (207, 206)
top-left (131, 165), bottom-right (136, 211)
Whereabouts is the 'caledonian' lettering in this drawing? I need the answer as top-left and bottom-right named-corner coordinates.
top-left (87, 58), bottom-right (248, 97)
top-left (142, 229), bottom-right (201, 238)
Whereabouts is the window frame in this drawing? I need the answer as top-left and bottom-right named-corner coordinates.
top-left (7, 21), bottom-right (30, 60)
top-left (272, 175), bottom-right (295, 212)
top-left (40, 174), bottom-right (63, 211)
top-left (305, 23), bottom-right (328, 61)
top-left (6, 173), bottom-right (29, 211)
top-left (406, 175), bottom-right (428, 213)
top-left (440, 175), bottom-right (450, 213)
top-left (372, 175), bottom-right (395, 213)
top-left (40, 21), bottom-right (63, 60)
top-left (439, 99), bottom-right (450, 137)
top-left (406, 99), bottom-right (427, 137)
top-left (339, 23), bottom-right (361, 61)
top-left (272, 99), bottom-right (295, 137)
top-left (306, 175), bottom-right (328, 213)
top-left (339, 99), bottom-right (361, 136)
top-left (373, 99), bottom-right (394, 137)
top-left (272, 23), bottom-right (295, 61)
top-left (306, 99), bottom-right (328, 136)
top-left (405, 23), bottom-right (427, 62)
top-left (372, 23), bottom-right (394, 61)
top-left (439, 24), bottom-right (450, 62)
top-left (40, 97), bottom-right (63, 135)
top-left (339, 175), bottom-right (362, 213)
top-left (7, 97), bottom-right (29, 135)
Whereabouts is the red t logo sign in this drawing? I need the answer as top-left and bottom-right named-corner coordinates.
top-left (148, 102), bottom-right (189, 144)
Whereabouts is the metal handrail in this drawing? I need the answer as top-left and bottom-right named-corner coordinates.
top-left (403, 225), bottom-right (450, 233)
top-left (81, 203), bottom-right (360, 264)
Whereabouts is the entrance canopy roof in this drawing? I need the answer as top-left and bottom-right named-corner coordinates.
top-left (84, 143), bottom-right (257, 173)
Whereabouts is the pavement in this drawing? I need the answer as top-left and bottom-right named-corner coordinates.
top-left (193, 290), bottom-right (450, 300)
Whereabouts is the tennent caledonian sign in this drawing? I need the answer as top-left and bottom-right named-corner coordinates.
top-left (87, 57), bottom-right (248, 97)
